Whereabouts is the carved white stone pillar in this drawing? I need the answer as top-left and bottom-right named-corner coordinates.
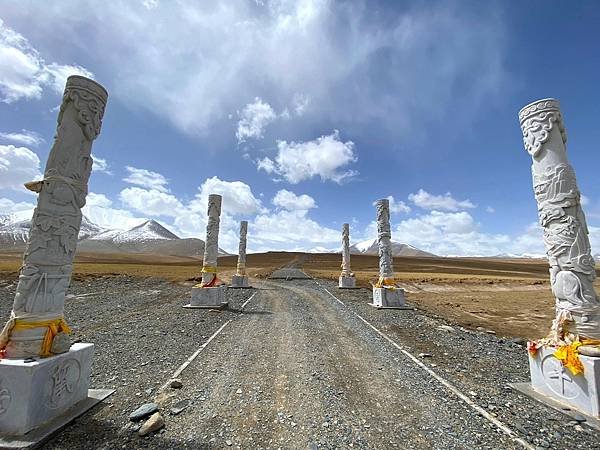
top-left (231, 221), bottom-right (250, 288)
top-left (518, 98), bottom-right (600, 419)
top-left (201, 194), bottom-right (222, 287)
top-left (0, 76), bottom-right (114, 440)
top-left (186, 194), bottom-right (228, 308)
top-left (371, 199), bottom-right (405, 308)
top-left (338, 223), bottom-right (356, 288)
top-left (519, 99), bottom-right (600, 344)
top-left (0, 75), bottom-right (107, 359)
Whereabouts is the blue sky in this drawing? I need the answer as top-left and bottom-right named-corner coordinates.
top-left (1, 0), bottom-right (599, 255)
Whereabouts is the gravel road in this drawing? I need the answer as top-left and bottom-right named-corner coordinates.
top-left (1, 273), bottom-right (599, 449)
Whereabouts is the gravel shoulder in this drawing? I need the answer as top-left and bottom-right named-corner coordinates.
top-left (1, 274), bottom-right (599, 449)
top-left (0, 274), bottom-right (255, 450)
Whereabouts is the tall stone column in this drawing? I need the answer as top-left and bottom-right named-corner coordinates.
top-left (0, 76), bottom-right (113, 439)
top-left (187, 194), bottom-right (228, 308)
top-left (371, 199), bottom-right (406, 308)
top-left (231, 221), bottom-right (251, 288)
top-left (338, 223), bottom-right (356, 288)
top-left (0, 75), bottom-right (107, 359)
top-left (519, 98), bottom-right (600, 418)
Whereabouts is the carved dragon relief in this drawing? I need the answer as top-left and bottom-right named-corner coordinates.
top-left (0, 76), bottom-right (107, 359)
top-left (375, 199), bottom-right (394, 280)
top-left (520, 98), bottom-right (600, 347)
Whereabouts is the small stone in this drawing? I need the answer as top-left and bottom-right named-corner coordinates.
top-left (418, 353), bottom-right (432, 358)
top-left (50, 332), bottom-right (71, 354)
top-left (574, 424), bottom-right (584, 432)
top-left (170, 399), bottom-right (190, 416)
top-left (572, 413), bottom-right (586, 423)
top-left (226, 440), bottom-right (233, 446)
top-left (130, 403), bottom-right (159, 421)
top-left (236, 388), bottom-right (242, 394)
top-left (169, 379), bottom-right (183, 389)
top-left (437, 325), bottom-right (455, 333)
top-left (138, 412), bottom-right (164, 436)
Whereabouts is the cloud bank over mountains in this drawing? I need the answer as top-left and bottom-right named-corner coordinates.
top-left (0, 1), bottom-right (598, 258)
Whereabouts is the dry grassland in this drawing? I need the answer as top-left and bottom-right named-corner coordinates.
top-left (1, 250), bottom-right (598, 340)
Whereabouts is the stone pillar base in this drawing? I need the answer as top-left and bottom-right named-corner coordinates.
top-left (370, 286), bottom-right (407, 309)
top-left (527, 345), bottom-right (600, 417)
top-left (230, 275), bottom-right (251, 288)
top-left (184, 285), bottom-right (228, 309)
top-left (0, 343), bottom-right (94, 435)
top-left (338, 276), bottom-right (356, 289)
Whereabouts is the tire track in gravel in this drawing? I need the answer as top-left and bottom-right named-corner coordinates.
top-left (157, 279), bottom-right (520, 449)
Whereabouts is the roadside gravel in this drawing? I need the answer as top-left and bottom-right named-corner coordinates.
top-left (322, 278), bottom-right (600, 450)
top-left (0, 274), bottom-right (254, 450)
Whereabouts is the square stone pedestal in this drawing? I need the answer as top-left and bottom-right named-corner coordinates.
top-left (523, 345), bottom-right (600, 418)
top-left (0, 343), bottom-right (113, 447)
top-left (370, 286), bottom-right (407, 309)
top-left (184, 285), bottom-right (228, 309)
top-left (338, 276), bottom-right (356, 289)
top-left (230, 275), bottom-right (251, 288)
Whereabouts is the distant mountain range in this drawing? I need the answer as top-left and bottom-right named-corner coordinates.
top-left (309, 239), bottom-right (436, 257)
top-left (349, 238), bottom-right (435, 257)
top-left (0, 214), bottom-right (228, 258)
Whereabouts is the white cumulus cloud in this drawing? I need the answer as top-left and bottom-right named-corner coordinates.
top-left (91, 155), bottom-right (111, 174)
top-left (384, 195), bottom-right (411, 214)
top-left (258, 130), bottom-right (357, 184)
top-left (119, 187), bottom-right (184, 217)
top-left (123, 166), bottom-right (170, 192)
top-left (0, 197), bottom-right (35, 217)
top-left (408, 189), bottom-right (475, 211)
top-left (236, 97), bottom-right (277, 143)
top-left (273, 189), bottom-right (316, 211)
top-left (191, 176), bottom-right (264, 217)
top-left (0, 129), bottom-right (43, 147)
top-left (250, 209), bottom-right (338, 252)
top-left (82, 192), bottom-right (145, 230)
top-left (1, 1), bottom-right (508, 136)
top-left (0, 144), bottom-right (42, 191)
top-left (0, 18), bottom-right (93, 103)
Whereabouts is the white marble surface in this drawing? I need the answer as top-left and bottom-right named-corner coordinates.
top-left (231, 275), bottom-right (250, 288)
top-left (372, 287), bottom-right (406, 308)
top-left (236, 221), bottom-right (248, 277)
top-left (201, 194), bottom-right (222, 287)
top-left (190, 285), bottom-right (227, 307)
top-left (519, 98), bottom-right (600, 341)
top-left (529, 345), bottom-right (600, 417)
top-left (0, 76), bottom-right (108, 359)
top-left (338, 276), bottom-right (356, 289)
top-left (0, 343), bottom-right (94, 435)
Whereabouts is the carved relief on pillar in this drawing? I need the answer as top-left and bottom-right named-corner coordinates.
top-left (519, 98), bottom-right (567, 158)
top-left (0, 378), bottom-right (11, 416)
top-left (236, 221), bottom-right (248, 276)
top-left (375, 199), bottom-right (394, 284)
top-left (519, 98), bottom-right (600, 349)
top-left (200, 194), bottom-right (223, 287)
top-left (0, 76), bottom-right (108, 359)
top-left (340, 223), bottom-right (353, 278)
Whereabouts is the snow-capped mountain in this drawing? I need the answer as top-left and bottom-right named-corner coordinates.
top-left (349, 238), bottom-right (435, 257)
top-left (90, 219), bottom-right (179, 243)
top-left (0, 215), bottom-right (228, 258)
